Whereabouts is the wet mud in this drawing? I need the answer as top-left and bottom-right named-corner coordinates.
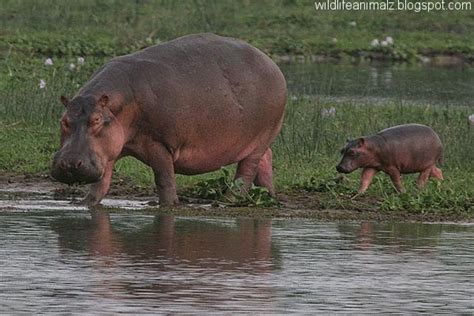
top-left (0, 173), bottom-right (472, 222)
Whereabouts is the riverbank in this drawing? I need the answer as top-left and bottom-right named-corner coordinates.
top-left (1, 174), bottom-right (472, 222)
top-left (1, 1), bottom-right (474, 65)
top-left (1, 100), bottom-right (473, 218)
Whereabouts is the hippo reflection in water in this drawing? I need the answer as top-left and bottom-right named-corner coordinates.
top-left (51, 215), bottom-right (279, 303)
top-left (51, 33), bottom-right (287, 206)
top-left (52, 214), bottom-right (277, 265)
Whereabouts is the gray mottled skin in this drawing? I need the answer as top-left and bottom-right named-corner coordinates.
top-left (336, 124), bottom-right (444, 193)
top-left (51, 33), bottom-right (287, 206)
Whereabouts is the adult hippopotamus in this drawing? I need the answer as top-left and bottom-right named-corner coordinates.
top-left (51, 33), bottom-right (287, 206)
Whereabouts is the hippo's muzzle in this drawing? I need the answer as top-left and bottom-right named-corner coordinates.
top-left (51, 150), bottom-right (103, 184)
top-left (336, 164), bottom-right (352, 174)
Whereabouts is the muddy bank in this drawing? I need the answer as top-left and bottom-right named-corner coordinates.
top-left (0, 173), bottom-right (472, 222)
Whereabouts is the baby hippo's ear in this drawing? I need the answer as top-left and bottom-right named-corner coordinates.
top-left (356, 137), bottom-right (366, 147)
top-left (97, 94), bottom-right (109, 108)
top-left (60, 96), bottom-right (70, 107)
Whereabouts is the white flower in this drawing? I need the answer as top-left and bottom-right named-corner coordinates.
top-left (321, 107), bottom-right (336, 118)
top-left (44, 58), bottom-right (53, 66)
top-left (385, 36), bottom-right (394, 45)
top-left (349, 21), bottom-right (357, 27)
top-left (380, 40), bottom-right (388, 47)
top-left (371, 39), bottom-right (380, 47)
top-left (69, 63), bottom-right (76, 70)
top-left (469, 114), bottom-right (474, 124)
top-left (291, 95), bottom-right (298, 101)
top-left (39, 79), bottom-right (46, 89)
top-left (77, 57), bottom-right (85, 65)
top-left (332, 37), bottom-right (338, 43)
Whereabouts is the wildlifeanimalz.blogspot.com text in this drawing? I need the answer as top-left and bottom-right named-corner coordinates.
top-left (314, 0), bottom-right (472, 12)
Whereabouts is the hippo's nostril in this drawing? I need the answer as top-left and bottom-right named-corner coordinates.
top-left (75, 160), bottom-right (83, 169)
top-left (59, 160), bottom-right (67, 170)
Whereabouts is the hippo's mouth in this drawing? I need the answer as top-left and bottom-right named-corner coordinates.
top-left (336, 165), bottom-right (352, 174)
top-left (51, 168), bottom-right (103, 185)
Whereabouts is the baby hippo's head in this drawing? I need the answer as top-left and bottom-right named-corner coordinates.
top-left (336, 138), bottom-right (372, 173)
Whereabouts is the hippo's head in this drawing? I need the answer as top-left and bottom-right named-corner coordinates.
top-left (51, 95), bottom-right (125, 184)
top-left (336, 138), bottom-right (371, 174)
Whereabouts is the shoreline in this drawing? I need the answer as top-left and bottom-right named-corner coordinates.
top-left (1, 174), bottom-right (472, 223)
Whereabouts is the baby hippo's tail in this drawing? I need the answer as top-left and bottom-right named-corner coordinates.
top-left (437, 152), bottom-right (445, 165)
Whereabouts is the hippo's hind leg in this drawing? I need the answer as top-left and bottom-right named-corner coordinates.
top-left (417, 165), bottom-right (443, 189)
top-left (430, 166), bottom-right (443, 180)
top-left (253, 148), bottom-right (275, 196)
top-left (234, 149), bottom-right (273, 194)
top-left (386, 167), bottom-right (405, 193)
top-left (416, 168), bottom-right (432, 189)
top-left (234, 156), bottom-right (260, 192)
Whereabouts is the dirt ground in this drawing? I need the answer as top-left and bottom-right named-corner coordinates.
top-left (0, 173), bottom-right (471, 222)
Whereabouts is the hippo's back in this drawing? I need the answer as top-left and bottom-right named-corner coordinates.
top-left (378, 124), bottom-right (441, 144)
top-left (378, 124), bottom-right (443, 171)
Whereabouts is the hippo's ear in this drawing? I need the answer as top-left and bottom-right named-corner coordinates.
top-left (60, 96), bottom-right (70, 107)
top-left (97, 94), bottom-right (109, 108)
top-left (356, 138), bottom-right (366, 147)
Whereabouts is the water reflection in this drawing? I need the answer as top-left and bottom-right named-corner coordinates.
top-left (338, 221), bottom-right (443, 252)
top-left (1, 212), bottom-right (473, 313)
top-left (52, 213), bottom-right (277, 269)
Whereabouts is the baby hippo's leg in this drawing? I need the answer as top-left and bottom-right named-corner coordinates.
top-left (430, 166), bottom-right (444, 180)
top-left (416, 168), bottom-right (432, 189)
top-left (358, 168), bottom-right (378, 193)
top-left (386, 168), bottom-right (405, 193)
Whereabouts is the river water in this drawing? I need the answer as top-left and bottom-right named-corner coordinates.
top-left (281, 63), bottom-right (474, 106)
top-left (1, 209), bottom-right (473, 313)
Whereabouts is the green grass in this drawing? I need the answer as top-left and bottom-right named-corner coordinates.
top-left (1, 0), bottom-right (474, 64)
top-left (1, 97), bottom-right (472, 214)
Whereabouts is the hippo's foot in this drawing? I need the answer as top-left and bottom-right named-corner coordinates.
top-left (81, 194), bottom-right (102, 207)
top-left (147, 199), bottom-right (179, 208)
top-left (158, 195), bottom-right (180, 207)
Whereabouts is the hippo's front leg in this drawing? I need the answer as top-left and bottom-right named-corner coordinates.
top-left (145, 142), bottom-right (179, 206)
top-left (83, 161), bottom-right (115, 206)
top-left (358, 168), bottom-right (378, 193)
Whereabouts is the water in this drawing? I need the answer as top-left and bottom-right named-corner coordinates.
top-left (1, 209), bottom-right (473, 313)
top-left (281, 63), bottom-right (474, 106)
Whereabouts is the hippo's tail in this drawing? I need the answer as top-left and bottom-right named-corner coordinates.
top-left (437, 153), bottom-right (445, 165)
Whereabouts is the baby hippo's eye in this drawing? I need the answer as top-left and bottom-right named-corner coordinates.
top-left (347, 150), bottom-right (356, 157)
top-left (90, 115), bottom-right (102, 126)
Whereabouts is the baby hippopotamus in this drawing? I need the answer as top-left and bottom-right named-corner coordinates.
top-left (336, 124), bottom-right (444, 193)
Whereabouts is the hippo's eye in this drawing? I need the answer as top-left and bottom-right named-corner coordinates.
top-left (347, 150), bottom-right (356, 156)
top-left (90, 115), bottom-right (102, 126)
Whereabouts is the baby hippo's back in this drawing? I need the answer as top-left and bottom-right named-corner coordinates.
top-left (378, 124), bottom-right (443, 173)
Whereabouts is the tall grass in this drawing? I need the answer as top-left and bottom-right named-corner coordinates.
top-left (1, 0), bottom-right (473, 60)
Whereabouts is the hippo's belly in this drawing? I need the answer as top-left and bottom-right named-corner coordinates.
top-left (172, 137), bottom-right (265, 175)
